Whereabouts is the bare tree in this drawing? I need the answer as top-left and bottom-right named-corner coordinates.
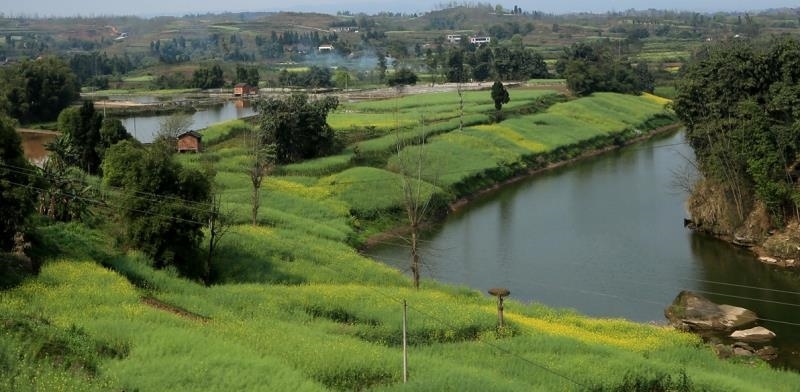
top-left (206, 194), bottom-right (232, 284)
top-left (393, 116), bottom-right (439, 289)
top-left (248, 141), bottom-right (276, 226)
top-left (457, 81), bottom-right (464, 132)
top-left (157, 112), bottom-right (193, 140)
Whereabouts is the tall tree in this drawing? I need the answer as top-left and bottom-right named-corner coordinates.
top-left (56, 100), bottom-right (103, 174)
top-left (248, 142), bottom-right (276, 225)
top-left (192, 64), bottom-right (225, 89)
top-left (387, 68), bottom-right (418, 87)
top-left (258, 94), bottom-right (338, 164)
top-left (674, 36), bottom-right (800, 228)
top-left (0, 115), bottom-right (36, 251)
top-left (490, 81), bottom-right (510, 122)
top-left (558, 42), bottom-right (642, 96)
top-left (0, 57), bottom-right (79, 123)
top-left (390, 118), bottom-right (441, 289)
top-left (103, 142), bottom-right (213, 280)
top-left (37, 140), bottom-right (94, 223)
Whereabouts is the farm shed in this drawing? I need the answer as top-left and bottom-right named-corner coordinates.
top-left (233, 83), bottom-right (258, 96)
top-left (176, 131), bottom-right (203, 153)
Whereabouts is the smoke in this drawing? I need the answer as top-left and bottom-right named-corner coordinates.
top-left (304, 50), bottom-right (379, 71)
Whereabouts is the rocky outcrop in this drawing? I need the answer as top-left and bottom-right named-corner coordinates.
top-left (716, 343), bottom-right (779, 362)
top-left (729, 326), bottom-right (776, 343)
top-left (686, 179), bottom-right (800, 269)
top-left (664, 291), bottom-right (757, 332)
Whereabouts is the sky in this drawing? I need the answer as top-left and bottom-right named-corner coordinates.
top-left (2, 0), bottom-right (797, 17)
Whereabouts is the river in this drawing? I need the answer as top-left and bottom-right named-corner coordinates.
top-left (366, 130), bottom-right (800, 370)
top-left (120, 99), bottom-right (256, 143)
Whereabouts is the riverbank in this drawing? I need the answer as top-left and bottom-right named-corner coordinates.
top-left (448, 123), bottom-right (683, 213)
top-left (361, 121), bottom-right (682, 250)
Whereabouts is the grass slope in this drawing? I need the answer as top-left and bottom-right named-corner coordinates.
top-left (4, 90), bottom-right (798, 391)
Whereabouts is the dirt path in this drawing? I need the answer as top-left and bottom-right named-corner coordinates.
top-left (141, 296), bottom-right (210, 323)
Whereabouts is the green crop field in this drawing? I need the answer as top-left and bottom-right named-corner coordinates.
top-left (330, 89), bottom-right (558, 135)
top-left (3, 223), bottom-right (798, 391)
top-left (4, 89), bottom-right (798, 391)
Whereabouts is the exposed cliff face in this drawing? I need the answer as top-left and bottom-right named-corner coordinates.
top-left (688, 178), bottom-right (800, 265)
top-left (687, 179), bottom-right (768, 241)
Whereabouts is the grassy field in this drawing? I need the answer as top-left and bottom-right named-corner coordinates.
top-left (4, 89), bottom-right (798, 391)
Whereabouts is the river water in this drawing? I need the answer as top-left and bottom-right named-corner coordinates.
top-left (120, 99), bottom-right (256, 143)
top-left (366, 130), bottom-right (800, 370)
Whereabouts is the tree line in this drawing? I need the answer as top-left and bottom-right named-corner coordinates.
top-left (674, 36), bottom-right (800, 232)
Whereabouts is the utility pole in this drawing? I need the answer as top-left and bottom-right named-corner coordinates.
top-left (488, 288), bottom-right (510, 329)
top-left (402, 299), bottom-right (408, 383)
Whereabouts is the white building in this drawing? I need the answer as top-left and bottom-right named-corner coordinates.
top-left (469, 36), bottom-right (491, 45)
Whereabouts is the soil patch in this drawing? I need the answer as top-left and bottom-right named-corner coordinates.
top-left (141, 296), bottom-right (210, 322)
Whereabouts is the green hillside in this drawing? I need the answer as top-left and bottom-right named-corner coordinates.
top-left (3, 90), bottom-right (799, 391)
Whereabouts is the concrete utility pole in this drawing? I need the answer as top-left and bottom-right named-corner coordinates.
top-left (488, 288), bottom-right (510, 328)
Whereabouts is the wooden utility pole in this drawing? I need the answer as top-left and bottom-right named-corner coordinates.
top-left (402, 300), bottom-right (408, 383)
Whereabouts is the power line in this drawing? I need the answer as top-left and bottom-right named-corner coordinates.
top-left (310, 259), bottom-right (590, 389)
top-left (0, 161), bottom-right (216, 213)
top-left (365, 245), bottom-right (800, 327)
top-left (4, 180), bottom-right (209, 226)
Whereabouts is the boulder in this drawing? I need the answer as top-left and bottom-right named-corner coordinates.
top-left (730, 326), bottom-right (776, 343)
top-left (756, 346), bottom-right (779, 361)
top-left (665, 291), bottom-right (757, 332)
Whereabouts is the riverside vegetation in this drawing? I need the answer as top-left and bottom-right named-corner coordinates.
top-left (4, 85), bottom-right (800, 391)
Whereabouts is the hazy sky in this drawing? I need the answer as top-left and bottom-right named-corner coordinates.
top-left (3, 0), bottom-right (796, 17)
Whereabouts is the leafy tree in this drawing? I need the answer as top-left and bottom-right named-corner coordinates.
top-left (0, 57), bottom-right (79, 123)
top-left (258, 94), bottom-right (339, 164)
top-left (192, 64), bottom-right (225, 89)
top-left (103, 142), bottom-right (213, 280)
top-left (36, 147), bottom-right (93, 223)
top-left (53, 101), bottom-right (131, 175)
top-left (446, 48), bottom-right (465, 83)
top-left (0, 115), bottom-right (36, 251)
top-left (97, 118), bottom-right (133, 159)
top-left (425, 48), bottom-right (440, 85)
top-left (491, 81), bottom-right (510, 122)
top-left (387, 68), bottom-right (418, 87)
top-left (56, 101), bottom-right (103, 174)
top-left (376, 52), bottom-right (388, 82)
top-left (674, 36), bottom-right (800, 227)
top-left (304, 66), bottom-right (333, 89)
top-left (235, 64), bottom-right (260, 87)
top-left (558, 42), bottom-right (643, 96)
top-left (277, 66), bottom-right (333, 89)
top-left (334, 68), bottom-right (352, 90)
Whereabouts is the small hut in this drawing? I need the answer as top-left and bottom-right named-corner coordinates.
top-left (233, 83), bottom-right (258, 96)
top-left (176, 131), bottom-right (202, 153)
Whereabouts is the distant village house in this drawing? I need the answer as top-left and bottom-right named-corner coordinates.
top-left (233, 83), bottom-right (258, 96)
top-left (446, 34), bottom-right (491, 45)
top-left (176, 131), bottom-right (202, 153)
top-left (318, 44), bottom-right (334, 53)
top-left (446, 34), bottom-right (462, 44)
